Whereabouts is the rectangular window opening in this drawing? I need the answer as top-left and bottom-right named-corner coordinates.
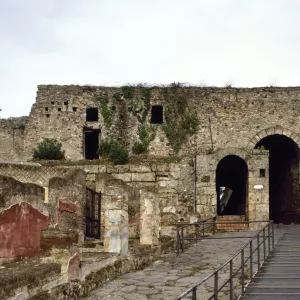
top-left (58, 107), bottom-right (61, 112)
top-left (64, 101), bottom-right (68, 106)
top-left (259, 169), bottom-right (266, 177)
top-left (150, 105), bottom-right (163, 124)
top-left (73, 107), bottom-right (77, 112)
top-left (45, 107), bottom-right (48, 111)
top-left (86, 107), bottom-right (99, 121)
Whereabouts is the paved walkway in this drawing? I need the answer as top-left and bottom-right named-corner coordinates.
top-left (82, 226), bottom-right (286, 300)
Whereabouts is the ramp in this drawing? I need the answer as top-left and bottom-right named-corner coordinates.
top-left (245, 225), bottom-right (300, 299)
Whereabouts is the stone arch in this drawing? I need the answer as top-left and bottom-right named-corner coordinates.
top-left (247, 126), bottom-right (300, 149)
top-left (209, 147), bottom-right (252, 168)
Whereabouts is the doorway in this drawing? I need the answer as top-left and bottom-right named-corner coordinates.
top-left (255, 134), bottom-right (300, 223)
top-left (84, 128), bottom-right (100, 159)
top-left (216, 155), bottom-right (248, 215)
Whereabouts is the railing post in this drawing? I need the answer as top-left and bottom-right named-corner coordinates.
top-left (250, 240), bottom-right (253, 280)
top-left (192, 287), bottom-right (197, 300)
top-left (257, 234), bottom-right (260, 267)
top-left (176, 225), bottom-right (180, 255)
top-left (181, 227), bottom-right (184, 252)
top-left (202, 222), bottom-right (205, 237)
top-left (268, 222), bottom-right (271, 254)
top-left (229, 260), bottom-right (233, 300)
top-left (214, 270), bottom-right (218, 300)
top-left (241, 249), bottom-right (245, 296)
top-left (195, 224), bottom-right (198, 242)
top-left (263, 227), bottom-right (266, 260)
top-left (272, 221), bottom-right (275, 251)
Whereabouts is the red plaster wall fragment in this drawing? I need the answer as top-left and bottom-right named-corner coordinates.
top-left (0, 202), bottom-right (50, 258)
top-left (67, 252), bottom-right (80, 280)
top-left (56, 199), bottom-right (82, 227)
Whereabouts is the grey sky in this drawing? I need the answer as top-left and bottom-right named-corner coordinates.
top-left (1, 0), bottom-right (300, 118)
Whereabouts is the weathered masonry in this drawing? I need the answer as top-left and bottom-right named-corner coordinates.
top-left (2, 85), bottom-right (300, 224)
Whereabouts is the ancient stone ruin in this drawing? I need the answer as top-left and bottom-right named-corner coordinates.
top-left (1, 84), bottom-right (300, 298)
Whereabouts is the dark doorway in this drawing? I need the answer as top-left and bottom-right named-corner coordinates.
top-left (84, 128), bottom-right (100, 159)
top-left (216, 155), bottom-right (248, 215)
top-left (255, 134), bottom-right (300, 223)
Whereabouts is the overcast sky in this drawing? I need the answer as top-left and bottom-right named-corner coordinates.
top-left (1, 0), bottom-right (300, 118)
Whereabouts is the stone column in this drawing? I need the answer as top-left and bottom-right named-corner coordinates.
top-left (140, 187), bottom-right (159, 245)
top-left (103, 178), bottom-right (129, 257)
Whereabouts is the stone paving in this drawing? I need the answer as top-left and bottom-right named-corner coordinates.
top-left (82, 226), bottom-right (286, 300)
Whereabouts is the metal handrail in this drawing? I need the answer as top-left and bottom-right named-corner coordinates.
top-left (175, 217), bottom-right (217, 254)
top-left (173, 220), bottom-right (274, 300)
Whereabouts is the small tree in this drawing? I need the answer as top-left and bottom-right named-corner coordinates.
top-left (33, 138), bottom-right (65, 160)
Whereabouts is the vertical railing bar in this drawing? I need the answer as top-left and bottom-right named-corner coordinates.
top-left (241, 249), bottom-right (245, 296)
top-left (192, 287), bottom-right (197, 300)
top-left (257, 234), bottom-right (260, 267)
top-left (214, 270), bottom-right (218, 300)
top-left (268, 222), bottom-right (271, 254)
top-left (202, 222), bottom-right (205, 237)
top-left (272, 221), bottom-right (275, 251)
top-left (250, 240), bottom-right (253, 280)
top-left (181, 227), bottom-right (184, 252)
top-left (177, 225), bottom-right (180, 255)
top-left (229, 260), bottom-right (233, 300)
top-left (263, 227), bottom-right (266, 260)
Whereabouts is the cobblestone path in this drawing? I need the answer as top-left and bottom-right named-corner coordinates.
top-left (82, 227), bottom-right (286, 300)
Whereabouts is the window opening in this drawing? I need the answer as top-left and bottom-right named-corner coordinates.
top-left (86, 108), bottom-right (99, 122)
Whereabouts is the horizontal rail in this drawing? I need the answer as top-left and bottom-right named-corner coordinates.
top-left (174, 220), bottom-right (274, 300)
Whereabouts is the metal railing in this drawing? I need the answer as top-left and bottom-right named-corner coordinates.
top-left (174, 220), bottom-right (274, 300)
top-left (176, 217), bottom-right (217, 255)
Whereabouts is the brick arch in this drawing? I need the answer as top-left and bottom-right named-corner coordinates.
top-left (209, 147), bottom-right (252, 167)
top-left (247, 126), bottom-right (300, 149)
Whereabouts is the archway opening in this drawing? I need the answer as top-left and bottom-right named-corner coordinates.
top-left (216, 155), bottom-right (248, 215)
top-left (255, 134), bottom-right (300, 223)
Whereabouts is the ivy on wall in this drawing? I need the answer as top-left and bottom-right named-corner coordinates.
top-left (94, 85), bottom-right (200, 157)
top-left (94, 94), bottom-right (116, 128)
top-left (162, 88), bottom-right (199, 154)
top-left (132, 122), bottom-right (157, 154)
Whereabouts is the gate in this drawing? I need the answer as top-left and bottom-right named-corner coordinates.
top-left (85, 188), bottom-right (101, 239)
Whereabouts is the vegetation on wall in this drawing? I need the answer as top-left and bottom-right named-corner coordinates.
top-left (94, 94), bottom-right (116, 128)
top-left (162, 88), bottom-right (200, 154)
top-left (33, 138), bottom-right (65, 160)
top-left (98, 139), bottom-right (129, 165)
top-left (132, 122), bottom-right (157, 154)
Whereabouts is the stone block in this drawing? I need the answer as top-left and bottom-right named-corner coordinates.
top-left (130, 165), bottom-right (152, 173)
top-left (132, 172), bottom-right (155, 182)
top-left (111, 173), bottom-right (132, 182)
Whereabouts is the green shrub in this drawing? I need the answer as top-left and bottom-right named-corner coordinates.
top-left (98, 139), bottom-right (129, 165)
top-left (132, 141), bottom-right (147, 155)
top-left (33, 138), bottom-right (65, 160)
top-left (18, 123), bottom-right (25, 130)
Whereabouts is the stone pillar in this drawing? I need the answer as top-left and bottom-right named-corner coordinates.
top-left (106, 209), bottom-right (128, 257)
top-left (103, 178), bottom-right (129, 257)
top-left (140, 188), bottom-right (159, 245)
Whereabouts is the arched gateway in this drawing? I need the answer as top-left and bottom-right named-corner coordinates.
top-left (216, 155), bottom-right (248, 216)
top-left (255, 134), bottom-right (300, 223)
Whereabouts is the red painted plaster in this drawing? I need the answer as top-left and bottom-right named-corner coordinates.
top-left (56, 199), bottom-right (82, 227)
top-left (0, 202), bottom-right (50, 258)
top-left (68, 252), bottom-right (80, 280)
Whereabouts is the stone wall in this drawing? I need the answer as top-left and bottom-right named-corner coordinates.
top-left (0, 164), bottom-right (86, 262)
top-left (196, 149), bottom-right (269, 228)
top-left (3, 85), bottom-right (300, 161)
top-left (0, 175), bottom-right (50, 262)
top-left (0, 117), bottom-right (28, 161)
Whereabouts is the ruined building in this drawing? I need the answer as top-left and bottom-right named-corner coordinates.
top-left (0, 84), bottom-right (300, 298)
